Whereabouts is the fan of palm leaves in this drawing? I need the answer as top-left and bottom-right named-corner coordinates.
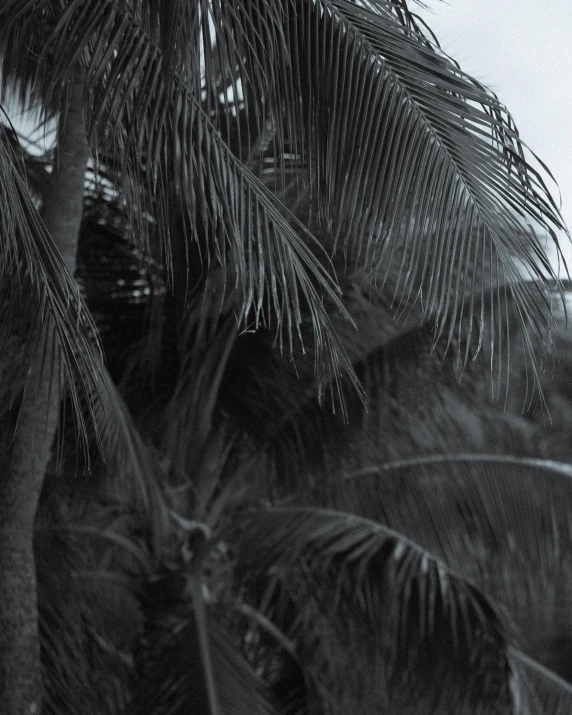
top-left (327, 455), bottom-right (572, 682)
top-left (127, 603), bottom-right (277, 715)
top-left (234, 485), bottom-right (572, 713)
top-left (0, 120), bottom-right (106, 450)
top-left (235, 505), bottom-right (519, 714)
top-left (35, 496), bottom-right (142, 714)
top-left (1, 0), bottom-right (568, 408)
top-left (2, 3), bottom-right (572, 714)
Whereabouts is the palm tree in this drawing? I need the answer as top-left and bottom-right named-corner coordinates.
top-left (0, 0), bottom-right (571, 713)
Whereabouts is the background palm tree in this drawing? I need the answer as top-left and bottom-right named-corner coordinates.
top-left (0, 1), bottom-right (571, 713)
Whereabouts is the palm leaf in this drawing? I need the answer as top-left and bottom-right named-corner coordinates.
top-left (3, 0), bottom-right (567, 399)
top-left (236, 505), bottom-right (520, 714)
top-left (0, 131), bottom-right (173, 552)
top-left (286, 0), bottom-right (566, 246)
top-left (0, 118), bottom-right (106, 452)
top-left (279, 0), bottom-right (568, 388)
top-left (513, 650), bottom-right (572, 715)
top-left (333, 454), bottom-right (572, 681)
top-left (0, 0), bottom-right (360, 400)
top-left (129, 587), bottom-right (276, 715)
top-left (35, 505), bottom-right (138, 714)
top-left (219, 282), bottom-right (549, 495)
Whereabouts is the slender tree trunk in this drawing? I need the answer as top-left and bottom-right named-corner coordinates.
top-left (0, 70), bottom-right (88, 714)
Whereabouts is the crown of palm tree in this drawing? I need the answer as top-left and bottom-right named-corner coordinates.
top-left (1, 2), bottom-right (572, 714)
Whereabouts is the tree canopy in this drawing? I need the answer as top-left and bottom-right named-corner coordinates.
top-left (0, 1), bottom-right (571, 713)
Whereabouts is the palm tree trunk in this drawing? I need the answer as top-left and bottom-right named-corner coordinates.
top-left (0, 70), bottom-right (88, 714)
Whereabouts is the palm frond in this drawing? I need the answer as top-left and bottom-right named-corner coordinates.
top-left (513, 650), bottom-right (572, 715)
top-left (236, 505), bottom-right (519, 714)
top-left (130, 588), bottom-right (276, 715)
top-left (0, 130), bottom-right (172, 552)
top-left (220, 282), bottom-right (549, 495)
top-left (35, 506), bottom-right (138, 714)
top-left (279, 0), bottom-right (567, 391)
top-left (0, 0), bottom-right (360, 400)
top-left (333, 454), bottom-right (572, 681)
top-left (0, 118), bottom-right (106, 452)
top-left (70, 365), bottom-right (171, 556)
top-left (4, 0), bottom-right (567, 398)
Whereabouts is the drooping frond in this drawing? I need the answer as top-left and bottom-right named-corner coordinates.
top-left (0, 132), bottom-right (170, 544)
top-left (2, 0), bottom-right (568, 398)
top-left (0, 119), bottom-right (105, 450)
top-left (277, 0), bottom-right (568, 393)
top-left (35, 506), bottom-right (139, 715)
top-left (129, 590), bottom-right (277, 715)
top-left (0, 0), bottom-right (360, 400)
top-left (333, 454), bottom-right (572, 682)
top-left (236, 506), bottom-right (518, 714)
top-left (219, 282), bottom-right (550, 495)
top-left (513, 650), bottom-right (572, 715)
top-left (70, 364), bottom-right (171, 555)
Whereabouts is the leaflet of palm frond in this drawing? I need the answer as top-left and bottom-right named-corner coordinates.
top-left (0, 120), bottom-right (106, 454)
top-left (0, 1), bottom-right (359, 404)
top-left (342, 311), bottom-right (543, 461)
top-left (229, 284), bottom-right (544, 497)
top-left (76, 203), bottom-right (167, 391)
top-left (333, 455), bottom-right (572, 680)
top-left (129, 596), bottom-right (276, 715)
top-left (236, 506), bottom-right (517, 714)
top-left (35, 509), bottom-right (134, 715)
top-left (513, 650), bottom-right (572, 714)
top-left (162, 287), bottom-right (240, 499)
top-left (69, 359), bottom-right (171, 556)
top-left (280, 0), bottom-right (566, 391)
top-left (0, 122), bottom-right (53, 199)
top-left (224, 600), bottom-right (312, 715)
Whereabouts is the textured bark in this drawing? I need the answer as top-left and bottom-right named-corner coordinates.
top-left (41, 71), bottom-right (89, 278)
top-left (0, 362), bottom-right (60, 715)
top-left (0, 71), bottom-right (88, 714)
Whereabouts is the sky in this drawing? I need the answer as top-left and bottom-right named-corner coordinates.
top-left (415, 0), bottom-right (572, 266)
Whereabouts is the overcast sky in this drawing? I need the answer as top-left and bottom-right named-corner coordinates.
top-left (415, 0), bottom-right (572, 265)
